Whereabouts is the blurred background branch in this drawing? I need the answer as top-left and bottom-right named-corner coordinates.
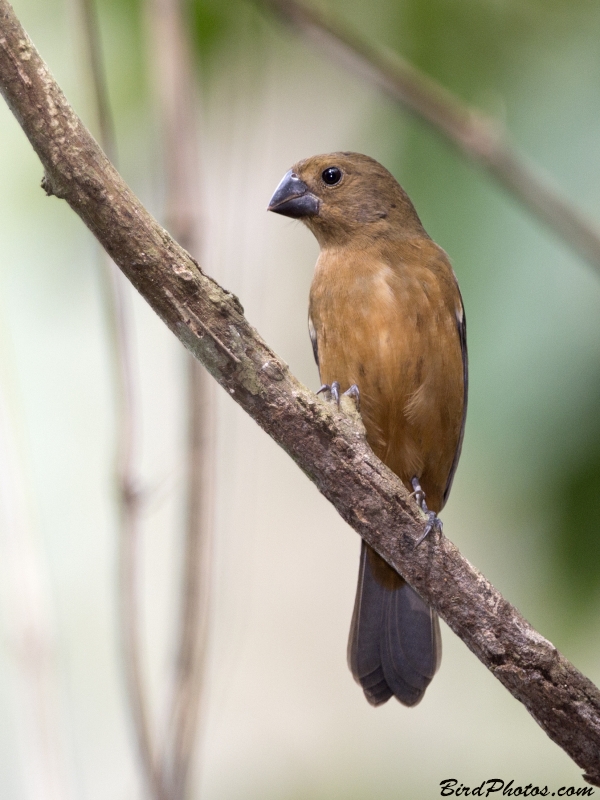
top-left (259, 0), bottom-right (600, 273)
top-left (75, 0), bottom-right (162, 796)
top-left (145, 0), bottom-right (215, 796)
top-left (76, 0), bottom-right (215, 797)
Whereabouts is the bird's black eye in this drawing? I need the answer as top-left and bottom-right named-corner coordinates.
top-left (322, 167), bottom-right (342, 186)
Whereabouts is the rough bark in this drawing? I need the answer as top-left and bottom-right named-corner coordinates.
top-left (1, 0), bottom-right (600, 785)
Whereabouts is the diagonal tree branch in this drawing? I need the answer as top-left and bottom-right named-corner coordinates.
top-left (1, 0), bottom-right (600, 786)
top-left (258, 0), bottom-right (600, 273)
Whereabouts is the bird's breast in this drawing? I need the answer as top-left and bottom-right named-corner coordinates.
top-left (308, 242), bottom-right (465, 510)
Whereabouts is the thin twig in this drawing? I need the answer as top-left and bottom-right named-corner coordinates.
top-left (2, 2), bottom-right (600, 783)
top-left (145, 0), bottom-right (215, 795)
top-left (78, 0), bottom-right (117, 161)
top-left (118, 485), bottom-right (166, 800)
top-left (168, 357), bottom-right (214, 800)
top-left (259, 0), bottom-right (600, 272)
top-left (74, 1), bottom-right (162, 797)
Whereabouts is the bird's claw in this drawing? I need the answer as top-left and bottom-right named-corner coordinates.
top-left (317, 381), bottom-right (360, 410)
top-left (416, 511), bottom-right (443, 546)
top-left (317, 381), bottom-right (341, 404)
top-left (343, 384), bottom-right (360, 411)
top-left (410, 476), bottom-right (443, 546)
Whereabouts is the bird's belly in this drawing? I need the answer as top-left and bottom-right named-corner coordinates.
top-left (313, 281), bottom-right (463, 512)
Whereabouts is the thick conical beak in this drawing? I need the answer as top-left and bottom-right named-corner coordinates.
top-left (267, 170), bottom-right (320, 218)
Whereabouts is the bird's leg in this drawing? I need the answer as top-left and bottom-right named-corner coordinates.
top-left (410, 476), bottom-right (443, 546)
top-left (409, 476), bottom-right (426, 507)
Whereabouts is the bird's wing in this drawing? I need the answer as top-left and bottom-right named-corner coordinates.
top-left (442, 294), bottom-right (468, 506)
top-left (308, 313), bottom-right (319, 368)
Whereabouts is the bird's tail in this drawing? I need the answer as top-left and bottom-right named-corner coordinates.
top-left (347, 540), bottom-right (441, 706)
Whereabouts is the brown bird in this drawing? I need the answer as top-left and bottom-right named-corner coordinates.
top-left (268, 152), bottom-right (467, 707)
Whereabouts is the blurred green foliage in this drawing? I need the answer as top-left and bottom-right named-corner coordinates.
top-left (551, 451), bottom-right (600, 610)
top-left (95, 0), bottom-right (149, 121)
top-left (185, 0), bottom-right (268, 74)
top-left (187, 0), bottom-right (230, 63)
top-left (544, 371), bottom-right (600, 615)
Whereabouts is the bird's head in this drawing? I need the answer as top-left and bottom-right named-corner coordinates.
top-left (268, 152), bottom-right (426, 247)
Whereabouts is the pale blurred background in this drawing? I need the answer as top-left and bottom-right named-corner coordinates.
top-left (1, 0), bottom-right (600, 797)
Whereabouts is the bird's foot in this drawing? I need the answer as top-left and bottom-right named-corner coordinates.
top-left (410, 477), bottom-right (443, 546)
top-left (317, 381), bottom-right (340, 404)
top-left (343, 384), bottom-right (360, 411)
top-left (317, 382), bottom-right (360, 410)
top-left (416, 511), bottom-right (443, 546)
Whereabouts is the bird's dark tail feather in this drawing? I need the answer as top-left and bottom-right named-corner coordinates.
top-left (347, 541), bottom-right (441, 707)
